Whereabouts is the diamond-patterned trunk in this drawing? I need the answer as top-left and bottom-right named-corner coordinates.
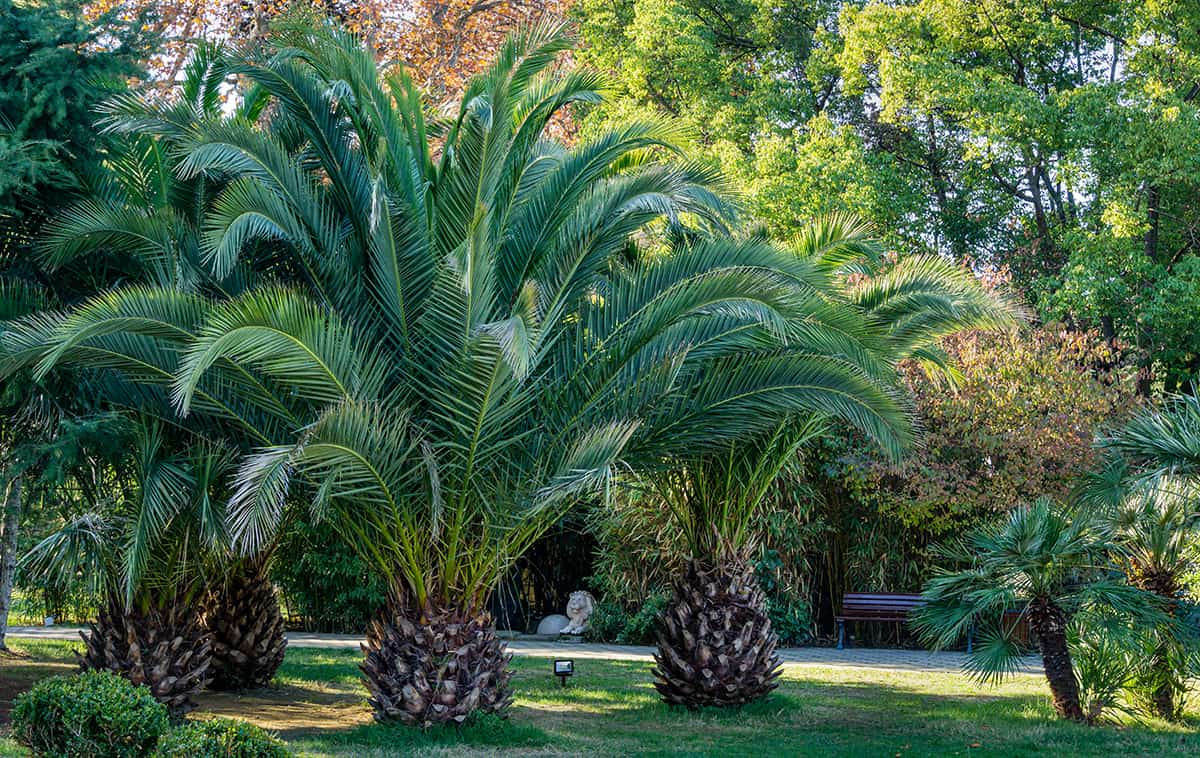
top-left (204, 560), bottom-right (288, 690)
top-left (653, 555), bottom-right (782, 708)
top-left (360, 599), bottom-right (513, 726)
top-left (79, 596), bottom-right (211, 717)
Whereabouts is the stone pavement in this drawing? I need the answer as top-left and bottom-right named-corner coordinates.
top-left (6, 625), bottom-right (1041, 675)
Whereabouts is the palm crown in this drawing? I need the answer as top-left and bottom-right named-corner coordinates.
top-left (5, 23), bottom-right (918, 617)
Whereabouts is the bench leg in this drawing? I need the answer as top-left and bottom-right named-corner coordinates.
top-left (837, 620), bottom-right (846, 650)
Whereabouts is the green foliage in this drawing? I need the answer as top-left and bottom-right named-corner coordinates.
top-left (152, 718), bottom-right (292, 758)
top-left (271, 517), bottom-right (387, 633)
top-left (583, 593), bottom-right (669, 645)
top-left (11, 670), bottom-right (169, 758)
top-left (0, 0), bottom-right (153, 215)
top-left (795, 326), bottom-right (1133, 608)
top-left (11, 22), bottom-right (931, 625)
top-left (763, 595), bottom-right (814, 648)
top-left (573, 0), bottom-right (1200, 389)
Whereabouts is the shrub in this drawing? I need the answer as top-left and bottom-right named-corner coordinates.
top-left (583, 593), bottom-right (669, 645)
top-left (271, 517), bottom-right (387, 633)
top-left (766, 596), bottom-right (814, 647)
top-left (152, 718), bottom-right (292, 758)
top-left (11, 670), bottom-right (170, 758)
top-left (582, 599), bottom-right (627, 643)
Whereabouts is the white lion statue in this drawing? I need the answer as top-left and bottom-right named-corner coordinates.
top-left (560, 590), bottom-right (595, 635)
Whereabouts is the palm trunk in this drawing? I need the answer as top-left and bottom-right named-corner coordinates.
top-left (360, 596), bottom-right (512, 726)
top-left (80, 595), bottom-right (212, 717)
top-left (0, 477), bottom-right (20, 651)
top-left (205, 558), bottom-right (288, 690)
top-left (1134, 569), bottom-right (1182, 721)
top-left (1028, 598), bottom-right (1086, 722)
top-left (653, 554), bottom-right (782, 708)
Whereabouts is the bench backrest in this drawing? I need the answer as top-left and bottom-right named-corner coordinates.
top-left (840, 592), bottom-right (925, 617)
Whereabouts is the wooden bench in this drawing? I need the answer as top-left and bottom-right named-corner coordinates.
top-left (836, 592), bottom-right (925, 650)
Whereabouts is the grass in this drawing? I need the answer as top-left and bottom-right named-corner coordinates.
top-left (2, 639), bottom-right (1199, 756)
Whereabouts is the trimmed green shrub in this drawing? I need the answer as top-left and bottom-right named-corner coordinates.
top-left (11, 670), bottom-right (170, 758)
top-left (152, 718), bottom-right (292, 758)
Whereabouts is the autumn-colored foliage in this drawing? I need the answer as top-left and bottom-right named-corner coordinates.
top-left (88, 0), bottom-right (564, 97)
top-left (862, 327), bottom-right (1136, 534)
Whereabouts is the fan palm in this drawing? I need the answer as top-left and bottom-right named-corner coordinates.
top-left (649, 218), bottom-right (1020, 708)
top-left (912, 497), bottom-right (1147, 723)
top-left (1084, 394), bottom-right (1200, 720)
top-left (20, 422), bottom-right (225, 716)
top-left (4, 22), bottom-right (926, 725)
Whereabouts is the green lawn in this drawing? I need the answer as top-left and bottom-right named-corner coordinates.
top-left (2, 639), bottom-right (1198, 756)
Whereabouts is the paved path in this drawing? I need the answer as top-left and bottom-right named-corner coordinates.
top-left (7, 625), bottom-right (1040, 675)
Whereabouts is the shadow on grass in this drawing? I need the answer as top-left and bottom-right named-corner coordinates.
top-left (286, 713), bottom-right (550, 753)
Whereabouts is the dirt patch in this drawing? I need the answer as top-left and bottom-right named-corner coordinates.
top-left (196, 683), bottom-right (372, 739)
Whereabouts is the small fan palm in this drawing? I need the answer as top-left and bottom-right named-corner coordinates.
top-left (648, 216), bottom-right (1020, 708)
top-left (1102, 391), bottom-right (1200, 475)
top-left (912, 498), bottom-right (1147, 723)
top-left (1084, 395), bottom-right (1200, 720)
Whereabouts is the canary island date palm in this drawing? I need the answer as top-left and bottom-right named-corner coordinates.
top-left (650, 216), bottom-right (1019, 708)
top-left (9, 42), bottom-right (290, 691)
top-left (19, 424), bottom-right (228, 716)
top-left (912, 498), bottom-right (1150, 723)
top-left (4, 22), bottom-right (924, 725)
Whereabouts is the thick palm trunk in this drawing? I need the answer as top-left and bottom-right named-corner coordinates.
top-left (204, 559), bottom-right (288, 690)
top-left (80, 596), bottom-right (212, 716)
top-left (360, 598), bottom-right (512, 726)
top-left (0, 477), bottom-right (20, 652)
top-left (653, 555), bottom-right (782, 708)
top-left (1028, 598), bottom-right (1086, 722)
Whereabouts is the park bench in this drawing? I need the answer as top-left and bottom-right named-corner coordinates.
top-left (835, 592), bottom-right (925, 650)
top-left (835, 592), bottom-right (1027, 651)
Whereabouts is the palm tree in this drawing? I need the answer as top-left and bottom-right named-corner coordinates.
top-left (21, 423), bottom-right (223, 716)
top-left (19, 43), bottom-right (288, 691)
top-left (1102, 391), bottom-right (1200, 474)
top-left (3, 23), bottom-right (924, 725)
top-left (650, 217), bottom-right (1019, 708)
top-left (912, 498), bottom-right (1145, 723)
top-left (1084, 393), bottom-right (1200, 720)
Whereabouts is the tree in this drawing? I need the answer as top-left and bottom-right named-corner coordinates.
top-left (913, 498), bottom-right (1146, 723)
top-left (10, 37), bottom-right (292, 691)
top-left (0, 0), bottom-right (152, 653)
top-left (649, 215), bottom-right (1019, 708)
top-left (89, 0), bottom-right (564, 99)
top-left (1082, 392), bottom-right (1200, 720)
top-left (9, 21), bottom-right (924, 725)
top-left (21, 422), bottom-right (222, 716)
top-left (572, 0), bottom-right (1200, 393)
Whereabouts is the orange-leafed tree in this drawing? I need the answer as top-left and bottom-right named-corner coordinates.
top-left (88, 0), bottom-right (565, 97)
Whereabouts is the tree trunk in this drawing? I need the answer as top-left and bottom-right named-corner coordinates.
top-left (653, 554), bottom-right (782, 708)
top-left (0, 477), bottom-right (20, 651)
top-left (360, 596), bottom-right (512, 726)
top-left (204, 558), bottom-right (288, 690)
top-left (80, 595), bottom-right (212, 717)
top-left (1144, 184), bottom-right (1161, 261)
top-left (1133, 568), bottom-right (1182, 721)
top-left (1028, 598), bottom-right (1087, 722)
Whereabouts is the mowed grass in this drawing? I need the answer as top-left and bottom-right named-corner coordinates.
top-left (2, 639), bottom-right (1199, 757)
